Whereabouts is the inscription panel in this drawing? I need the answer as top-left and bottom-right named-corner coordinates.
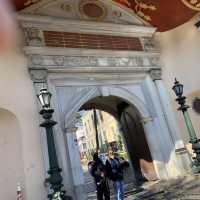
top-left (28, 54), bottom-right (160, 69)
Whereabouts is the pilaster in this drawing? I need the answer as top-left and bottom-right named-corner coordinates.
top-left (143, 75), bottom-right (184, 178)
top-left (65, 125), bottom-right (87, 200)
top-left (150, 69), bottom-right (191, 172)
top-left (141, 118), bottom-right (168, 179)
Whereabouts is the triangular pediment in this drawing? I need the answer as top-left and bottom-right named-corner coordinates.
top-left (19, 0), bottom-right (145, 25)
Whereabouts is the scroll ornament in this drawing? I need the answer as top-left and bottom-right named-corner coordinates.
top-left (135, 0), bottom-right (157, 21)
top-left (182, 0), bottom-right (200, 11)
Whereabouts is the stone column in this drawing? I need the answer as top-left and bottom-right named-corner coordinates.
top-left (65, 124), bottom-right (87, 200)
top-left (150, 69), bottom-right (191, 172)
top-left (29, 68), bottom-right (49, 175)
top-left (29, 68), bottom-right (77, 198)
top-left (141, 117), bottom-right (168, 179)
top-left (143, 72), bottom-right (186, 178)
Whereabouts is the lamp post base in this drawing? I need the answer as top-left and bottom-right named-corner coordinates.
top-left (48, 192), bottom-right (73, 200)
top-left (190, 139), bottom-right (200, 174)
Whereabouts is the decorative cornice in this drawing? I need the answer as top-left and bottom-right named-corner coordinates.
top-left (17, 14), bottom-right (156, 37)
top-left (24, 46), bottom-right (160, 57)
top-left (25, 47), bottom-right (160, 75)
top-left (19, 0), bottom-right (145, 26)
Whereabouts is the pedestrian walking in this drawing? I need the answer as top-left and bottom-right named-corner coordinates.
top-left (90, 152), bottom-right (110, 200)
top-left (106, 149), bottom-right (128, 200)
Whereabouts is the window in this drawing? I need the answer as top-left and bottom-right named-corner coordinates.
top-left (83, 143), bottom-right (87, 150)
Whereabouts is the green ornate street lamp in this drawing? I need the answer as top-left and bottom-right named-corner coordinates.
top-left (172, 78), bottom-right (200, 173)
top-left (37, 88), bottom-right (72, 200)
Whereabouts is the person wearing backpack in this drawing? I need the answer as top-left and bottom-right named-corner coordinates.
top-left (90, 152), bottom-right (110, 200)
top-left (106, 149), bottom-right (126, 200)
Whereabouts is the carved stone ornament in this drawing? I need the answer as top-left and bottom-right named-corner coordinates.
top-left (181, 0), bottom-right (200, 11)
top-left (28, 54), bottom-right (160, 68)
top-left (134, 0), bottom-right (157, 22)
top-left (53, 56), bottom-right (65, 66)
top-left (29, 68), bottom-right (48, 83)
top-left (29, 55), bottom-right (44, 67)
top-left (141, 37), bottom-right (158, 52)
top-left (150, 69), bottom-right (162, 80)
top-left (23, 27), bottom-right (44, 46)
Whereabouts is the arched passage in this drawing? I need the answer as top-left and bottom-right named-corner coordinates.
top-left (0, 108), bottom-right (25, 199)
top-left (55, 84), bottom-right (181, 199)
top-left (80, 95), bottom-right (158, 183)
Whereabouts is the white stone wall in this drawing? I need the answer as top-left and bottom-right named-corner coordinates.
top-left (0, 108), bottom-right (24, 199)
top-left (0, 50), bottom-right (46, 200)
top-left (157, 15), bottom-right (200, 143)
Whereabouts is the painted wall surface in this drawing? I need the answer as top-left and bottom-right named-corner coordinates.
top-left (0, 108), bottom-right (24, 199)
top-left (156, 16), bottom-right (200, 143)
top-left (0, 50), bottom-right (46, 199)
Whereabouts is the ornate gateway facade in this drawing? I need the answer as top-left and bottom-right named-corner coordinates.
top-left (1, 0), bottom-right (199, 199)
top-left (18, 3), bottom-right (190, 198)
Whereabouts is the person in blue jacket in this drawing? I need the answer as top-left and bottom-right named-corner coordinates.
top-left (106, 149), bottom-right (128, 200)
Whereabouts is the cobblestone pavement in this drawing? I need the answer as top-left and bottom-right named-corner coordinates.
top-left (84, 163), bottom-right (137, 200)
top-left (131, 175), bottom-right (200, 200)
top-left (88, 175), bottom-right (200, 200)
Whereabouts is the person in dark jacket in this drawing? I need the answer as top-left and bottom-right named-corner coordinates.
top-left (106, 149), bottom-right (128, 200)
top-left (90, 152), bottom-right (110, 200)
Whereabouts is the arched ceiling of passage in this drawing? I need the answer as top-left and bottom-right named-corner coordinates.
top-left (12, 0), bottom-right (199, 32)
top-left (80, 96), bottom-right (140, 120)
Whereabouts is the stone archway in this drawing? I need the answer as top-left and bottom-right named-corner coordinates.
top-left (60, 89), bottom-right (158, 199)
top-left (51, 84), bottom-right (180, 199)
top-left (80, 95), bottom-right (158, 183)
top-left (28, 69), bottom-right (191, 199)
top-left (18, 10), bottom-right (191, 200)
top-left (28, 71), bottom-right (190, 199)
top-left (0, 108), bottom-right (25, 199)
